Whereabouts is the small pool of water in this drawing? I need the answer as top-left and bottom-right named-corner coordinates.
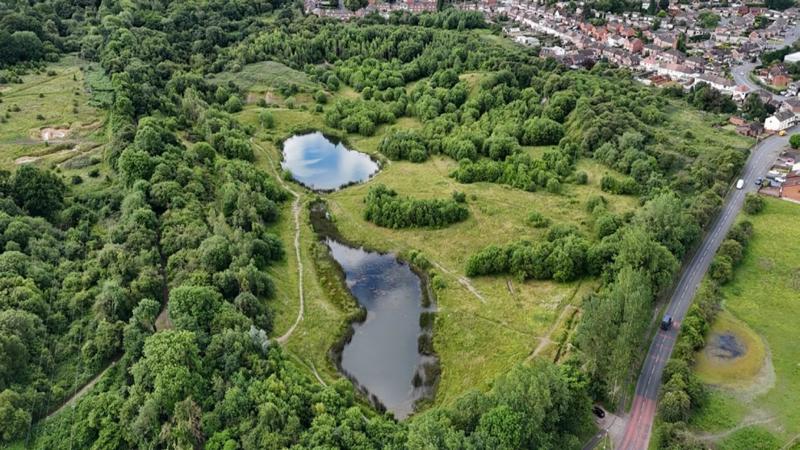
top-left (281, 132), bottom-right (379, 191)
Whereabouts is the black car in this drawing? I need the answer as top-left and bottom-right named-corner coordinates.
top-left (592, 406), bottom-right (605, 418)
top-left (661, 315), bottom-right (673, 331)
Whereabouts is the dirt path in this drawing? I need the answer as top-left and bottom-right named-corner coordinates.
top-left (431, 261), bottom-right (487, 304)
top-left (45, 359), bottom-right (118, 420)
top-left (250, 139), bottom-right (305, 345)
top-left (527, 304), bottom-right (577, 361)
top-left (276, 192), bottom-right (304, 344)
top-left (695, 414), bottom-right (775, 442)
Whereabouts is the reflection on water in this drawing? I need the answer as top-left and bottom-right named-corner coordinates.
top-left (328, 239), bottom-right (434, 419)
top-left (281, 132), bottom-right (379, 191)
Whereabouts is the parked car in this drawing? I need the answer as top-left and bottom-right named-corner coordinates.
top-left (661, 314), bottom-right (673, 331)
top-left (755, 177), bottom-right (763, 186)
top-left (592, 406), bottom-right (606, 418)
top-left (736, 179), bottom-right (745, 189)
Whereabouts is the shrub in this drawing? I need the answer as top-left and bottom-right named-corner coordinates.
top-left (790, 133), bottom-right (800, 149)
top-left (526, 211), bottom-right (551, 228)
top-left (743, 193), bottom-right (765, 215)
top-left (363, 184), bottom-right (468, 229)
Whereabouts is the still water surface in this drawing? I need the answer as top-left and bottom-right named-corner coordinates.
top-left (328, 239), bottom-right (429, 419)
top-left (281, 132), bottom-right (378, 191)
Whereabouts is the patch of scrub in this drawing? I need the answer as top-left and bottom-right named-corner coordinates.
top-left (695, 310), bottom-right (770, 391)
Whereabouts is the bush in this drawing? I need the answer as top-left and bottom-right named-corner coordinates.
top-left (452, 191), bottom-right (467, 203)
top-left (790, 133), bottom-right (800, 149)
top-left (70, 175), bottom-right (83, 185)
top-left (363, 184), bottom-right (468, 229)
top-left (527, 211), bottom-right (551, 228)
top-left (743, 193), bottom-right (765, 215)
top-left (575, 171), bottom-right (588, 185)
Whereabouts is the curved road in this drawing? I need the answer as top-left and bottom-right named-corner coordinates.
top-left (618, 128), bottom-right (794, 450)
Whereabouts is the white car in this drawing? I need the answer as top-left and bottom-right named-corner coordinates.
top-left (736, 179), bottom-right (745, 189)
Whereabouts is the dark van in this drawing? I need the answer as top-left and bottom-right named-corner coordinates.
top-left (660, 315), bottom-right (673, 331)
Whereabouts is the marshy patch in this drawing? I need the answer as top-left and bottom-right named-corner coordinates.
top-left (695, 310), bottom-right (769, 391)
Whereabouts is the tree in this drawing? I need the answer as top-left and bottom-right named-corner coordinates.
top-left (344, 0), bottom-right (368, 11)
top-left (259, 110), bottom-right (275, 129)
top-left (522, 117), bottom-right (564, 145)
top-left (0, 389), bottom-right (31, 443)
top-left (743, 193), bottom-right (765, 215)
top-left (743, 93), bottom-right (769, 122)
top-left (11, 165), bottom-right (65, 219)
top-left (790, 133), bottom-right (800, 149)
top-left (168, 286), bottom-right (224, 335)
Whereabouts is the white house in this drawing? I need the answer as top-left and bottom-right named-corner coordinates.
top-left (784, 51), bottom-right (800, 63)
top-left (764, 110), bottom-right (796, 131)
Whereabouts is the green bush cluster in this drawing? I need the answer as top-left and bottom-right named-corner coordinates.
top-left (363, 184), bottom-right (469, 229)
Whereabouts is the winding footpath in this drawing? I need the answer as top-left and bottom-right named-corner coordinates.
top-left (618, 128), bottom-right (796, 450)
top-left (276, 190), bottom-right (304, 344)
top-left (249, 139), bottom-right (305, 345)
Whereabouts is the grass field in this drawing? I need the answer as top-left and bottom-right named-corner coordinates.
top-left (0, 55), bottom-right (107, 177)
top-left (689, 198), bottom-right (800, 446)
top-left (233, 64), bottom-right (758, 410)
top-left (239, 98), bottom-right (642, 406)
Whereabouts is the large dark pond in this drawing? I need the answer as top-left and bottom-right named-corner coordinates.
top-left (281, 132), bottom-right (379, 191)
top-left (328, 239), bottom-right (435, 419)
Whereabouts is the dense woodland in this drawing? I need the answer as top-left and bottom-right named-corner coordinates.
top-left (0, 0), bottom-right (752, 448)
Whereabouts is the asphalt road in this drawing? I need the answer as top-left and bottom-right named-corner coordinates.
top-left (617, 128), bottom-right (794, 450)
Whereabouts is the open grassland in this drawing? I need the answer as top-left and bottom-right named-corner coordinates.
top-left (211, 61), bottom-right (317, 93)
top-left (691, 198), bottom-right (800, 446)
top-left (0, 56), bottom-right (107, 170)
top-left (0, 56), bottom-right (111, 189)
top-left (240, 99), bottom-right (637, 405)
top-left (237, 71), bottom-right (756, 408)
top-left (658, 101), bottom-right (753, 157)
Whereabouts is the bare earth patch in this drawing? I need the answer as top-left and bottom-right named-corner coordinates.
top-left (40, 127), bottom-right (70, 141)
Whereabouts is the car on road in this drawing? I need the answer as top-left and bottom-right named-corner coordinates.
top-left (779, 130), bottom-right (787, 136)
top-left (592, 406), bottom-right (605, 418)
top-left (660, 315), bottom-right (673, 331)
top-left (736, 179), bottom-right (745, 189)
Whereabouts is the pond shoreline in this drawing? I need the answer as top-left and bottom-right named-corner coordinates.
top-left (309, 200), bottom-right (440, 419)
top-left (279, 130), bottom-right (382, 193)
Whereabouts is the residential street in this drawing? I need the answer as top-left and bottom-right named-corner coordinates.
top-left (616, 129), bottom-right (794, 450)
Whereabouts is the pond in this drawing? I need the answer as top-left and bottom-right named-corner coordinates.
top-left (310, 203), bottom-right (437, 419)
top-left (281, 132), bottom-right (379, 191)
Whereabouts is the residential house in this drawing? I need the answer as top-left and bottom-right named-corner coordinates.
top-left (765, 110), bottom-right (796, 131)
top-left (654, 32), bottom-right (678, 48)
top-left (781, 97), bottom-right (800, 115)
top-left (736, 122), bottom-right (764, 137)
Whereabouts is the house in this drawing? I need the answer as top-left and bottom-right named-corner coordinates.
top-left (736, 122), bottom-right (764, 137)
top-left (784, 51), bottom-right (800, 63)
top-left (733, 84), bottom-right (751, 102)
top-left (765, 110), bottom-right (796, 131)
top-left (781, 97), bottom-right (800, 114)
top-left (625, 38), bottom-right (644, 53)
top-left (772, 74), bottom-right (792, 88)
top-left (654, 32), bottom-right (678, 49)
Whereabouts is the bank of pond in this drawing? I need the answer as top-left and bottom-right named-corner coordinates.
top-left (309, 201), bottom-right (439, 419)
